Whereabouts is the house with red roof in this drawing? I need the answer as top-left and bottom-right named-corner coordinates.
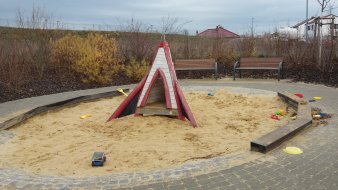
top-left (197, 25), bottom-right (240, 38)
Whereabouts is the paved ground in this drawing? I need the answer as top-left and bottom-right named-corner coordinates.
top-left (0, 79), bottom-right (337, 190)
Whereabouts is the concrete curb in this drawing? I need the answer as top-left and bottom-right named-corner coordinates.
top-left (0, 89), bottom-right (129, 130)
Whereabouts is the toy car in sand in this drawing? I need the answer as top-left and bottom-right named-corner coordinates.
top-left (91, 152), bottom-right (106, 166)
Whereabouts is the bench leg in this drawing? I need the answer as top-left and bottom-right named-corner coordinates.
top-left (233, 69), bottom-right (236, 80)
top-left (277, 69), bottom-right (281, 82)
top-left (239, 70), bottom-right (242, 78)
top-left (214, 68), bottom-right (218, 80)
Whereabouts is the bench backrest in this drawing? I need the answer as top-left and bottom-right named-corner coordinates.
top-left (174, 59), bottom-right (215, 69)
top-left (240, 57), bottom-right (283, 68)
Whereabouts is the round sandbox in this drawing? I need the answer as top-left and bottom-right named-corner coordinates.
top-left (0, 88), bottom-right (291, 177)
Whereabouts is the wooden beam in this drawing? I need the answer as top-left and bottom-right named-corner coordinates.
top-left (250, 92), bottom-right (312, 153)
top-left (136, 107), bottom-right (178, 116)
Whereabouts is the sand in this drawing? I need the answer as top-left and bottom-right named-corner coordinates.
top-left (0, 89), bottom-right (291, 177)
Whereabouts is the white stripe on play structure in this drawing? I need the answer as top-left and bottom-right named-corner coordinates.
top-left (137, 48), bottom-right (177, 108)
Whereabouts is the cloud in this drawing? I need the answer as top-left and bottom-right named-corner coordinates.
top-left (0, 0), bottom-right (328, 34)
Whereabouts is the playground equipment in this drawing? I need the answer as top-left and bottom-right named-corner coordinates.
top-left (80, 114), bottom-right (92, 119)
top-left (107, 41), bottom-right (197, 127)
top-left (117, 88), bottom-right (128, 97)
top-left (313, 96), bottom-right (322, 100)
top-left (91, 152), bottom-right (106, 166)
top-left (283, 147), bottom-right (303, 155)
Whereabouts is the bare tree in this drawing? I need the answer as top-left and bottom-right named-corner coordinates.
top-left (15, 4), bottom-right (62, 79)
top-left (316, 0), bottom-right (331, 67)
top-left (118, 17), bottom-right (155, 62)
top-left (317, 0), bottom-right (331, 12)
top-left (161, 15), bottom-right (192, 35)
top-left (161, 16), bottom-right (179, 35)
top-left (16, 4), bottom-right (56, 29)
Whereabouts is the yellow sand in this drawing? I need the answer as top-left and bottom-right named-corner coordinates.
top-left (0, 89), bottom-right (291, 177)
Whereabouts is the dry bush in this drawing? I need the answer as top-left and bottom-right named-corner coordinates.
top-left (118, 19), bottom-right (157, 62)
top-left (50, 33), bottom-right (123, 84)
top-left (216, 45), bottom-right (239, 67)
top-left (125, 58), bottom-right (149, 82)
top-left (215, 39), bottom-right (240, 75)
top-left (0, 40), bottom-right (32, 90)
top-left (14, 5), bottom-right (66, 80)
top-left (253, 35), bottom-right (337, 85)
top-left (50, 34), bottom-right (82, 73)
top-left (236, 36), bottom-right (256, 57)
top-left (118, 16), bottom-right (189, 62)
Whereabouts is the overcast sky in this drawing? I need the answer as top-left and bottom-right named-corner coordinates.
top-left (0, 0), bottom-right (335, 35)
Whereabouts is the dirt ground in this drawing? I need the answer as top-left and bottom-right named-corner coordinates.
top-left (0, 89), bottom-right (292, 177)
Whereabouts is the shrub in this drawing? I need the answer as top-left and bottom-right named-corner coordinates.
top-left (50, 33), bottom-right (123, 84)
top-left (216, 46), bottom-right (240, 74)
top-left (0, 40), bottom-right (32, 90)
top-left (237, 37), bottom-right (256, 57)
top-left (125, 58), bottom-right (149, 81)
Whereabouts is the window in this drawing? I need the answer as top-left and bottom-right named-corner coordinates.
top-left (307, 25), bottom-right (314, 30)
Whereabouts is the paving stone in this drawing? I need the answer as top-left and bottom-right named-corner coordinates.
top-left (195, 174), bottom-right (210, 181)
top-left (164, 180), bottom-right (183, 187)
top-left (207, 172), bottom-right (222, 178)
top-left (0, 82), bottom-right (337, 189)
top-left (147, 183), bottom-right (164, 190)
top-left (181, 179), bottom-right (199, 188)
top-left (200, 182), bottom-right (221, 190)
top-left (185, 187), bottom-right (203, 190)
top-left (167, 184), bottom-right (187, 190)
top-left (132, 185), bottom-right (149, 190)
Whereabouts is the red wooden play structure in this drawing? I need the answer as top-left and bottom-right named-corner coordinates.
top-left (107, 40), bottom-right (197, 127)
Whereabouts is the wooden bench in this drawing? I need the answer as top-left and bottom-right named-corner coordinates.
top-left (174, 59), bottom-right (218, 79)
top-left (250, 92), bottom-right (312, 153)
top-left (233, 57), bottom-right (284, 81)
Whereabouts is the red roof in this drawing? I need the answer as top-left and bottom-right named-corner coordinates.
top-left (198, 25), bottom-right (239, 38)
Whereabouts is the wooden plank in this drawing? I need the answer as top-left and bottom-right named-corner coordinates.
top-left (136, 107), bottom-right (178, 116)
top-left (240, 63), bottom-right (280, 68)
top-left (175, 68), bottom-right (215, 71)
top-left (277, 92), bottom-right (307, 106)
top-left (236, 67), bottom-right (279, 70)
top-left (297, 104), bottom-right (312, 119)
top-left (175, 59), bottom-right (215, 70)
top-left (175, 64), bottom-right (214, 69)
top-left (250, 91), bottom-right (312, 153)
top-left (251, 118), bottom-right (312, 153)
top-left (241, 57), bottom-right (283, 63)
top-left (239, 57), bottom-right (283, 69)
top-left (175, 59), bottom-right (214, 64)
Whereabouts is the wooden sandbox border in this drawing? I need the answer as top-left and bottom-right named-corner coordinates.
top-left (251, 92), bottom-right (313, 153)
top-left (1, 88), bottom-right (312, 154)
top-left (0, 89), bottom-right (129, 130)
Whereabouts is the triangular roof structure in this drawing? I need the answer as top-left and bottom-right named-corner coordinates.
top-left (198, 25), bottom-right (240, 38)
top-left (292, 14), bottom-right (337, 28)
top-left (107, 41), bottom-right (197, 127)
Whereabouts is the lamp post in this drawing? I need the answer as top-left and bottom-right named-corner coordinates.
top-left (306, 0), bottom-right (309, 41)
top-left (251, 17), bottom-right (254, 37)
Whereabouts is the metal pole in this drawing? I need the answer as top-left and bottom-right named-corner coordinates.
top-left (306, 0), bottom-right (309, 41)
top-left (251, 17), bottom-right (254, 36)
top-left (319, 12), bottom-right (323, 66)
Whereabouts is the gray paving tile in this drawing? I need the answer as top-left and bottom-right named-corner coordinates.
top-left (0, 81), bottom-right (337, 189)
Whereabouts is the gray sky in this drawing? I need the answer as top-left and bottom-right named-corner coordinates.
top-left (0, 0), bottom-right (335, 35)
